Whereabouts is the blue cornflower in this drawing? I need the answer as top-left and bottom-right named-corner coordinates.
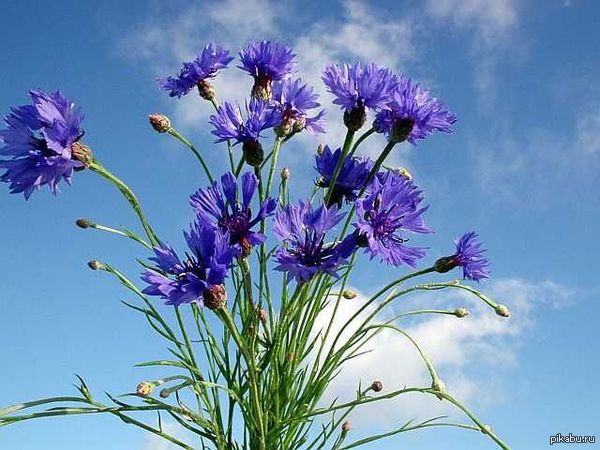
top-left (157, 43), bottom-right (234, 99)
top-left (190, 171), bottom-right (276, 256)
top-left (374, 75), bottom-right (457, 144)
top-left (273, 201), bottom-right (350, 282)
top-left (272, 78), bottom-right (325, 135)
top-left (322, 63), bottom-right (396, 131)
top-left (141, 222), bottom-right (239, 308)
top-left (434, 231), bottom-right (490, 281)
top-left (209, 98), bottom-right (281, 166)
top-left (315, 145), bottom-right (372, 206)
top-left (0, 90), bottom-right (88, 199)
top-left (354, 171), bottom-right (431, 266)
top-left (239, 40), bottom-right (296, 99)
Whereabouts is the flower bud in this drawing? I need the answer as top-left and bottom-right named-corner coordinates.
top-left (159, 388), bottom-right (170, 399)
top-left (341, 421), bottom-right (352, 433)
top-left (432, 378), bottom-right (446, 400)
top-left (240, 237), bottom-right (253, 258)
top-left (275, 120), bottom-right (294, 138)
top-left (395, 167), bottom-right (413, 180)
top-left (203, 284), bottom-right (227, 310)
top-left (197, 79), bottom-right (215, 101)
top-left (281, 167), bottom-right (290, 181)
top-left (87, 260), bottom-right (105, 271)
top-left (242, 139), bottom-right (264, 167)
top-left (344, 103), bottom-right (366, 132)
top-left (285, 352), bottom-right (295, 362)
top-left (71, 142), bottom-right (93, 168)
top-left (342, 289), bottom-right (357, 299)
top-left (148, 114), bottom-right (171, 133)
top-left (76, 218), bottom-right (92, 229)
top-left (136, 381), bottom-right (153, 397)
top-left (495, 304), bottom-right (510, 318)
top-left (370, 380), bottom-right (383, 392)
top-left (481, 424), bottom-right (493, 434)
top-left (257, 308), bottom-right (268, 323)
top-left (316, 143), bottom-right (324, 155)
top-left (454, 307), bottom-right (470, 318)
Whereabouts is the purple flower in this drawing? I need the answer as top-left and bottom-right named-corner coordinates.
top-left (0, 90), bottom-right (86, 199)
top-left (453, 231), bottom-right (490, 281)
top-left (315, 145), bottom-right (372, 206)
top-left (190, 171), bottom-right (276, 255)
top-left (273, 201), bottom-right (349, 282)
top-left (141, 222), bottom-right (239, 306)
top-left (272, 78), bottom-right (325, 135)
top-left (322, 63), bottom-right (396, 130)
top-left (354, 171), bottom-right (431, 266)
top-left (157, 43), bottom-right (234, 98)
top-left (209, 98), bottom-right (282, 166)
top-left (239, 40), bottom-right (296, 99)
top-left (210, 98), bottom-right (281, 145)
top-left (374, 75), bottom-right (457, 144)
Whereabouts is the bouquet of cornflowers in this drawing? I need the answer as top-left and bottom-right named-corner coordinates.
top-left (0, 40), bottom-right (511, 449)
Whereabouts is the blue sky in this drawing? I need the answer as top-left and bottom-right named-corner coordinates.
top-left (0, 0), bottom-right (599, 449)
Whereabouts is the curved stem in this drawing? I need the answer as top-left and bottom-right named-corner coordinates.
top-left (89, 161), bottom-right (159, 246)
top-left (265, 137), bottom-right (283, 197)
top-left (347, 127), bottom-right (375, 158)
top-left (168, 129), bottom-right (214, 184)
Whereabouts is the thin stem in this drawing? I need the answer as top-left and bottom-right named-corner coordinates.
top-left (168, 129), bottom-right (214, 184)
top-left (347, 127), bottom-right (375, 158)
top-left (89, 161), bottom-right (159, 246)
top-left (324, 130), bottom-right (355, 205)
top-left (265, 137), bottom-right (283, 197)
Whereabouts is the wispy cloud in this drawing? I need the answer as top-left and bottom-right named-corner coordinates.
top-left (316, 278), bottom-right (574, 428)
top-left (119, 0), bottom-right (419, 163)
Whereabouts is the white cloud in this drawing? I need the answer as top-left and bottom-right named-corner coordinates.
top-left (314, 278), bottom-right (574, 428)
top-left (120, 0), bottom-right (418, 164)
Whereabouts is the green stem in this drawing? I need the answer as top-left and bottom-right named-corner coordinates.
top-left (265, 137), bottom-right (283, 197)
top-left (324, 130), bottom-right (355, 205)
top-left (168, 129), bottom-right (214, 183)
top-left (347, 127), bottom-right (375, 158)
top-left (90, 161), bottom-right (159, 246)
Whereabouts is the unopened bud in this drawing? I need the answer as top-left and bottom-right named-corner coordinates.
top-left (454, 307), bottom-right (470, 318)
top-left (242, 139), bottom-right (264, 167)
top-left (197, 79), bottom-right (215, 101)
top-left (159, 388), bottom-right (170, 399)
top-left (76, 218), bottom-right (92, 229)
top-left (281, 167), bottom-right (290, 181)
top-left (136, 381), bottom-right (153, 397)
top-left (148, 114), bottom-right (171, 133)
top-left (395, 167), bottom-right (413, 180)
top-left (203, 284), bottom-right (227, 310)
top-left (257, 308), bottom-right (268, 323)
top-left (71, 142), bottom-right (93, 168)
top-left (481, 424), bottom-right (493, 434)
top-left (87, 260), bottom-right (105, 271)
top-left (342, 289), bottom-right (357, 299)
top-left (370, 380), bottom-right (383, 392)
top-left (240, 237), bottom-right (252, 258)
top-left (495, 304), bottom-right (510, 318)
top-left (432, 378), bottom-right (446, 400)
top-left (285, 352), bottom-right (295, 362)
top-left (341, 421), bottom-right (351, 433)
top-left (316, 143), bottom-right (324, 155)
